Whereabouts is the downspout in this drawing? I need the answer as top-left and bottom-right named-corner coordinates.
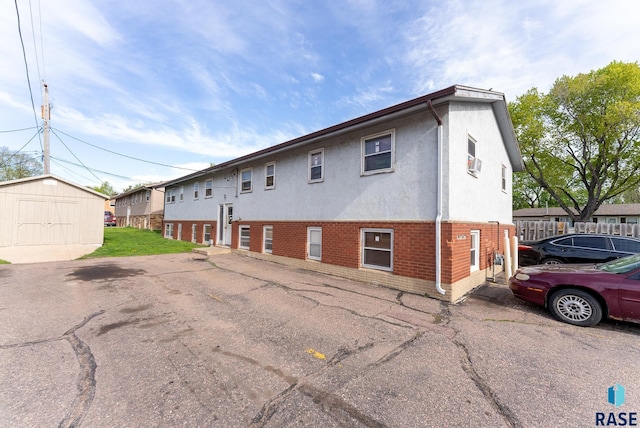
top-left (428, 100), bottom-right (446, 295)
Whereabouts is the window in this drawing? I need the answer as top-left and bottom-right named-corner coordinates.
top-left (468, 136), bottom-right (477, 173)
top-left (203, 224), bottom-right (211, 244)
top-left (166, 189), bottom-right (175, 203)
top-left (361, 229), bottom-right (393, 271)
top-left (241, 168), bottom-right (253, 192)
top-left (265, 162), bottom-right (275, 189)
top-left (572, 236), bottom-right (608, 249)
top-left (194, 182), bottom-right (199, 199)
top-left (205, 180), bottom-right (213, 198)
top-left (191, 224), bottom-right (197, 243)
top-left (308, 149), bottom-right (324, 183)
top-left (611, 238), bottom-right (640, 253)
top-left (470, 230), bottom-right (480, 272)
top-left (501, 165), bottom-right (507, 191)
top-left (263, 226), bottom-right (273, 253)
top-left (239, 226), bottom-right (250, 249)
top-left (362, 130), bottom-right (394, 174)
top-left (164, 223), bottom-right (174, 238)
top-left (179, 186), bottom-right (184, 202)
top-left (307, 227), bottom-right (322, 261)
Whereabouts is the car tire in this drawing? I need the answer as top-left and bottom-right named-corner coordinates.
top-left (549, 289), bottom-right (603, 327)
top-left (541, 258), bottom-right (564, 265)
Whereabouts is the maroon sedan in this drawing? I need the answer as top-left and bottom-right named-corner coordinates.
top-left (509, 254), bottom-right (640, 326)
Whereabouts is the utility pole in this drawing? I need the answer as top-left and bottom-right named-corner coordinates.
top-left (42, 82), bottom-right (50, 174)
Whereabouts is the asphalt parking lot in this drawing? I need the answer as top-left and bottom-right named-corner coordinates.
top-left (1, 252), bottom-right (639, 427)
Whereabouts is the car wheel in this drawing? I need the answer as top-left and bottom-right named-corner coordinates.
top-left (542, 258), bottom-right (564, 265)
top-left (549, 289), bottom-right (603, 327)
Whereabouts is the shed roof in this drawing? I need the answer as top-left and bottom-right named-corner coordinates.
top-left (0, 174), bottom-right (109, 199)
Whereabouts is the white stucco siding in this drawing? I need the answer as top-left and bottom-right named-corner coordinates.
top-left (229, 111), bottom-right (440, 222)
top-left (163, 177), bottom-right (221, 221)
top-left (444, 102), bottom-right (513, 223)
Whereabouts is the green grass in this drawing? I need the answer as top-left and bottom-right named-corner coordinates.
top-left (80, 227), bottom-right (206, 259)
top-left (0, 259), bottom-right (9, 264)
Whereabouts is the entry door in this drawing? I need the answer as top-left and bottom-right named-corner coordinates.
top-left (219, 204), bottom-right (233, 246)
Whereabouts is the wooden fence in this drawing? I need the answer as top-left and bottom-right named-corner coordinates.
top-left (516, 220), bottom-right (640, 241)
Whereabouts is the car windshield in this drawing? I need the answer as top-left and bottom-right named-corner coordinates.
top-left (599, 253), bottom-right (640, 274)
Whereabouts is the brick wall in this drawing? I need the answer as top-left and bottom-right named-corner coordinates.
top-left (162, 220), bottom-right (217, 244)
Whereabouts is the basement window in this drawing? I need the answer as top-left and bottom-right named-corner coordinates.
top-left (361, 229), bottom-right (393, 271)
top-left (239, 226), bottom-right (250, 249)
top-left (470, 230), bottom-right (480, 272)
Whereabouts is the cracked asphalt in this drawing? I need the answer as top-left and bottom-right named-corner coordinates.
top-left (1, 252), bottom-right (639, 427)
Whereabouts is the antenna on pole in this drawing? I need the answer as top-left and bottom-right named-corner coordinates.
top-left (42, 82), bottom-right (50, 174)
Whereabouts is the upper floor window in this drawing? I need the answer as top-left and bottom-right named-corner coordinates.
top-left (205, 179), bottom-right (213, 198)
top-left (501, 164), bottom-right (507, 191)
top-left (467, 135), bottom-right (481, 175)
top-left (146, 190), bottom-right (150, 202)
top-left (241, 168), bottom-right (253, 193)
top-left (362, 130), bottom-right (394, 174)
top-left (194, 182), bottom-right (199, 199)
top-left (166, 189), bottom-right (176, 204)
top-left (179, 186), bottom-right (184, 202)
top-left (308, 149), bottom-right (324, 183)
top-left (265, 162), bottom-right (276, 189)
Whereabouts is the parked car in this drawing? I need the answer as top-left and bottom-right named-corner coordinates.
top-left (104, 211), bottom-right (116, 227)
top-left (509, 254), bottom-right (640, 326)
top-left (518, 233), bottom-right (640, 266)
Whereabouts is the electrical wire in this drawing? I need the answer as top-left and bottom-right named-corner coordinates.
top-left (50, 155), bottom-right (145, 182)
top-left (13, 0), bottom-right (43, 153)
top-left (0, 130), bottom-right (42, 168)
top-left (0, 126), bottom-right (39, 133)
top-left (50, 128), bottom-right (102, 182)
top-left (27, 0), bottom-right (42, 87)
top-left (51, 127), bottom-right (201, 172)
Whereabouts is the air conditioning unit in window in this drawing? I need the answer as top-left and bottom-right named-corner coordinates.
top-left (469, 158), bottom-right (482, 174)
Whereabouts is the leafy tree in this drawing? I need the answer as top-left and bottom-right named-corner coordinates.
top-left (121, 183), bottom-right (146, 193)
top-left (89, 181), bottom-right (117, 196)
top-left (509, 61), bottom-right (640, 222)
top-left (0, 147), bottom-right (43, 181)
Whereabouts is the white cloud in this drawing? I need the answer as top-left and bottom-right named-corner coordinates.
top-left (311, 73), bottom-right (325, 83)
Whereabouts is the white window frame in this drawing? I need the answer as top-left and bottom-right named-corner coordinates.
top-left (205, 179), bottom-right (213, 198)
top-left (166, 189), bottom-right (175, 204)
top-left (361, 228), bottom-right (393, 271)
top-left (501, 164), bottom-right (507, 192)
top-left (308, 149), bottom-right (324, 183)
top-left (179, 186), bottom-right (184, 202)
top-left (203, 224), bottom-right (212, 244)
top-left (307, 227), bottom-right (322, 261)
top-left (265, 162), bottom-right (276, 190)
top-left (470, 230), bottom-right (480, 272)
top-left (191, 224), bottom-right (197, 243)
top-left (239, 225), bottom-right (250, 249)
top-left (164, 223), bottom-right (174, 238)
top-left (240, 168), bottom-right (253, 193)
top-left (468, 135), bottom-right (477, 175)
top-left (193, 182), bottom-right (199, 200)
top-left (361, 129), bottom-right (395, 175)
top-left (263, 226), bottom-right (273, 253)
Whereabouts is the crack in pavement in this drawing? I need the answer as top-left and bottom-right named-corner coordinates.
top-left (58, 310), bottom-right (105, 428)
top-left (453, 341), bottom-right (520, 428)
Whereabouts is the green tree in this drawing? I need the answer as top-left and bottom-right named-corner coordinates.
top-left (509, 61), bottom-right (640, 222)
top-left (89, 181), bottom-right (117, 196)
top-left (0, 147), bottom-right (43, 181)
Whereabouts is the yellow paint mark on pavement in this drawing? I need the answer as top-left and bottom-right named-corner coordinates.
top-left (208, 294), bottom-right (222, 302)
top-left (306, 348), bottom-right (326, 360)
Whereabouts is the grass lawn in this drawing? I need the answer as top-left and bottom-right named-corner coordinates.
top-left (80, 227), bottom-right (206, 259)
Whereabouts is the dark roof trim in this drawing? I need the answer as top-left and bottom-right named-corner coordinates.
top-left (115, 182), bottom-right (166, 199)
top-left (161, 85), bottom-right (523, 187)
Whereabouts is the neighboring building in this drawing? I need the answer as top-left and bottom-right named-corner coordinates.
top-left (0, 174), bottom-right (107, 248)
top-left (161, 85), bottom-right (524, 302)
top-left (513, 204), bottom-right (640, 225)
top-left (104, 198), bottom-right (116, 213)
top-left (114, 184), bottom-right (165, 230)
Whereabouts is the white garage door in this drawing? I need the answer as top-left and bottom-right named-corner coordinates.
top-left (16, 199), bottom-right (79, 245)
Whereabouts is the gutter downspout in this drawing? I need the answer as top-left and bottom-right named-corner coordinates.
top-left (428, 100), bottom-right (446, 295)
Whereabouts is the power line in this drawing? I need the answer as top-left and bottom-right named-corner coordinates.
top-left (12, 0), bottom-right (43, 153)
top-left (50, 128), bottom-right (101, 182)
top-left (52, 127), bottom-right (200, 172)
top-left (27, 0), bottom-right (43, 86)
top-left (0, 130), bottom-right (42, 168)
top-left (0, 126), bottom-right (40, 133)
top-left (50, 155), bottom-right (145, 182)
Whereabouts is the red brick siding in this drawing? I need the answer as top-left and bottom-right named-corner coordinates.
top-left (162, 220), bottom-right (216, 244)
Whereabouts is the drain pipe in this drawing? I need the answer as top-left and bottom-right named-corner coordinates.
top-left (428, 100), bottom-right (446, 296)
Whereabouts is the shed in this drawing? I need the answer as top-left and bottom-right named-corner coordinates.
top-left (0, 174), bottom-right (107, 248)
